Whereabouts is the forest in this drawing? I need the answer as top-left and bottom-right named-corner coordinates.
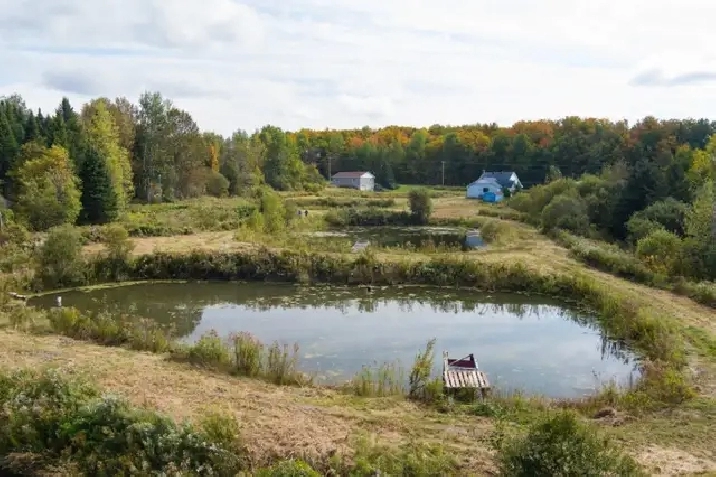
top-left (0, 91), bottom-right (714, 240)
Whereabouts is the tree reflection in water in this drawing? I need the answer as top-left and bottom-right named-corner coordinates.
top-left (30, 282), bottom-right (635, 366)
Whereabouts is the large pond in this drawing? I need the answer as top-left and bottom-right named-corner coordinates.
top-left (30, 283), bottom-right (639, 398)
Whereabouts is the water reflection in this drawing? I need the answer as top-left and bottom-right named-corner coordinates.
top-left (312, 226), bottom-right (484, 249)
top-left (30, 282), bottom-right (639, 398)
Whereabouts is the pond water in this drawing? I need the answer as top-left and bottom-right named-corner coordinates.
top-left (30, 283), bottom-right (639, 398)
top-left (310, 226), bottom-right (484, 249)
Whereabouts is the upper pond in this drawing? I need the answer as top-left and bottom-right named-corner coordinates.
top-left (308, 226), bottom-right (484, 250)
top-left (30, 282), bottom-right (639, 398)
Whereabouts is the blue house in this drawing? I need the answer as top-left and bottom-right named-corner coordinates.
top-left (477, 171), bottom-right (523, 192)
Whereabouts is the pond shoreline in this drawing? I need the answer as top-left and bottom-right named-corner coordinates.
top-left (29, 281), bottom-right (639, 399)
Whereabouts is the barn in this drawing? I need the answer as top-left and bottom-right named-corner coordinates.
top-left (331, 171), bottom-right (375, 191)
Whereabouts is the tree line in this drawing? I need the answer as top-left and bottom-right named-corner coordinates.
top-left (1, 91), bottom-right (715, 232)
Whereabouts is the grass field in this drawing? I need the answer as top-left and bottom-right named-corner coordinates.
top-left (2, 186), bottom-right (716, 475)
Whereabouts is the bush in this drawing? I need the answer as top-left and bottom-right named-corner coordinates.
top-left (625, 216), bottom-right (664, 244)
top-left (480, 219), bottom-right (516, 244)
top-left (510, 179), bottom-right (578, 221)
top-left (0, 369), bottom-right (246, 475)
top-left (494, 411), bottom-right (645, 476)
top-left (206, 170), bottom-right (230, 198)
top-left (35, 225), bottom-right (85, 289)
top-left (631, 198), bottom-right (688, 236)
top-left (408, 188), bottom-right (432, 225)
top-left (540, 194), bottom-right (590, 235)
top-left (635, 229), bottom-right (682, 275)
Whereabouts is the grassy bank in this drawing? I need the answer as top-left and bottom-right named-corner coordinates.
top-left (7, 244), bottom-right (706, 408)
top-left (552, 230), bottom-right (716, 309)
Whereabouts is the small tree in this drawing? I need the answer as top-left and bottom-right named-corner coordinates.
top-left (36, 225), bottom-right (85, 289)
top-left (13, 145), bottom-right (81, 231)
top-left (408, 188), bottom-right (432, 225)
top-left (206, 171), bottom-right (230, 198)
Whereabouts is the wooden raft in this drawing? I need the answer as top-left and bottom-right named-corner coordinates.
top-left (442, 351), bottom-right (490, 394)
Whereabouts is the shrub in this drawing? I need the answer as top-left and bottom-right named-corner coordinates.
top-left (494, 411), bottom-right (645, 476)
top-left (541, 194), bottom-right (590, 235)
top-left (635, 229), bottom-right (682, 274)
top-left (625, 216), bottom-right (664, 244)
top-left (632, 198), bottom-right (689, 236)
top-left (35, 225), bottom-right (85, 289)
top-left (0, 369), bottom-right (246, 475)
top-left (510, 178), bottom-right (578, 220)
top-left (408, 188), bottom-right (432, 225)
top-left (206, 170), bottom-right (230, 198)
top-left (480, 219), bottom-right (516, 244)
top-left (102, 224), bottom-right (134, 260)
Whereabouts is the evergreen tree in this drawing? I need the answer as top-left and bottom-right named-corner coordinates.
top-left (78, 145), bottom-right (118, 224)
top-left (0, 109), bottom-right (19, 195)
top-left (23, 111), bottom-right (42, 144)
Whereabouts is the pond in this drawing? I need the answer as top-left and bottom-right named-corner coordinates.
top-left (309, 226), bottom-right (484, 250)
top-left (30, 283), bottom-right (639, 398)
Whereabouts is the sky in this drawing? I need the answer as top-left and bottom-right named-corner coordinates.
top-left (2, 0), bottom-right (716, 136)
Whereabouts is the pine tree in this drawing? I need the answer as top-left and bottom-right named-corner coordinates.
top-left (23, 111), bottom-right (42, 144)
top-left (0, 109), bottom-right (19, 195)
top-left (78, 145), bottom-right (118, 224)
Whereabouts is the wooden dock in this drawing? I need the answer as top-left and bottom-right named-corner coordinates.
top-left (442, 351), bottom-right (490, 397)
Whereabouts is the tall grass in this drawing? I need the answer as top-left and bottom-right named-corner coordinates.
top-left (343, 339), bottom-right (445, 405)
top-left (169, 331), bottom-right (309, 386)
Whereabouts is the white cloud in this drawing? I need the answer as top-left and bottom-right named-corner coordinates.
top-left (1, 0), bottom-right (716, 135)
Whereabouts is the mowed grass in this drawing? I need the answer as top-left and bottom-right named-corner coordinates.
top-left (2, 331), bottom-right (715, 475)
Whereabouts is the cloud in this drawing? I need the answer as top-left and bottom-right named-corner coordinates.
top-left (630, 69), bottom-right (716, 87)
top-left (40, 70), bottom-right (105, 96)
top-left (2, 0), bottom-right (716, 135)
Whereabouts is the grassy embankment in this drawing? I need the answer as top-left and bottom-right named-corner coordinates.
top-left (1, 187), bottom-right (716, 475)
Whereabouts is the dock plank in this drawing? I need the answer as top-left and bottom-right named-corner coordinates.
top-left (443, 369), bottom-right (490, 390)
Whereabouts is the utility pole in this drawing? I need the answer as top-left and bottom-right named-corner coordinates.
top-left (441, 161), bottom-right (445, 185)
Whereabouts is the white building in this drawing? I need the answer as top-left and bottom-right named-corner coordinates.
top-left (466, 178), bottom-right (503, 200)
top-left (331, 171), bottom-right (375, 191)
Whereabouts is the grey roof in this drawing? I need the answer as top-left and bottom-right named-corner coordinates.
top-left (479, 171), bottom-right (519, 188)
top-left (332, 171), bottom-right (371, 179)
top-left (469, 177), bottom-right (500, 185)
